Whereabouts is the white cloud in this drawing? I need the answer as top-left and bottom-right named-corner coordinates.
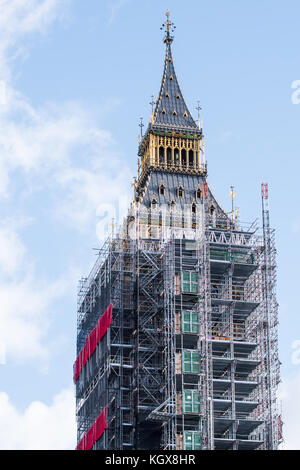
top-left (0, 224), bottom-right (26, 276)
top-left (0, 216), bottom-right (76, 364)
top-left (279, 372), bottom-right (300, 449)
top-left (0, 0), bottom-right (132, 229)
top-left (0, 0), bottom-right (132, 367)
top-left (0, 0), bottom-right (67, 78)
top-left (0, 386), bottom-right (76, 450)
top-left (0, 275), bottom-right (72, 363)
top-left (0, 80), bottom-right (6, 105)
top-left (0, 0), bottom-right (131, 451)
top-left (0, 0), bottom-right (62, 34)
top-left (55, 156), bottom-right (132, 235)
top-left (0, 87), bottom-right (132, 230)
top-left (0, 2), bottom-right (80, 368)
top-left (0, 99), bottom-right (101, 195)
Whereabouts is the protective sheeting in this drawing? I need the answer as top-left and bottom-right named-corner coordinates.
top-left (73, 304), bottom-right (113, 383)
top-left (76, 406), bottom-right (107, 451)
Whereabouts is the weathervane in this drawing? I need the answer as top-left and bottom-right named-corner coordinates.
top-left (160, 9), bottom-right (176, 44)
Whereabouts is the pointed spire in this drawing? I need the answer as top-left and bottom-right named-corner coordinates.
top-left (153, 11), bottom-right (198, 131)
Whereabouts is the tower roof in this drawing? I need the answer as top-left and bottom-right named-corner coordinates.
top-left (152, 11), bottom-right (198, 131)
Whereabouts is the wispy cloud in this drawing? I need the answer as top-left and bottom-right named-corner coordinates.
top-left (0, 0), bottom-right (67, 81)
top-left (0, 224), bottom-right (27, 276)
top-left (107, 0), bottom-right (131, 26)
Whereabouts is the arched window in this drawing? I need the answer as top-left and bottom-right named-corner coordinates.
top-left (192, 202), bottom-right (196, 214)
top-left (167, 147), bottom-right (172, 167)
top-left (159, 183), bottom-right (165, 196)
top-left (178, 185), bottom-right (184, 197)
top-left (189, 150), bottom-right (194, 167)
top-left (174, 148), bottom-right (179, 166)
top-left (181, 149), bottom-right (187, 167)
top-left (159, 147), bottom-right (164, 166)
top-left (196, 188), bottom-right (201, 199)
top-left (169, 199), bottom-right (176, 210)
top-left (159, 211), bottom-right (162, 227)
top-left (151, 197), bottom-right (158, 209)
top-left (209, 204), bottom-right (215, 216)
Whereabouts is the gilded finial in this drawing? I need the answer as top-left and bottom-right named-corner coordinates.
top-left (160, 9), bottom-right (176, 44)
top-left (229, 185), bottom-right (236, 223)
top-left (150, 95), bottom-right (155, 124)
top-left (166, 9), bottom-right (170, 26)
top-left (196, 100), bottom-right (202, 130)
top-left (138, 117), bottom-right (144, 144)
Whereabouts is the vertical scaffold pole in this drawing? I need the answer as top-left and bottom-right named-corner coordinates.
top-left (199, 181), bottom-right (214, 450)
top-left (261, 182), bottom-right (279, 449)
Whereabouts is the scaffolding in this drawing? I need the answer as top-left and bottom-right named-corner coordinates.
top-left (75, 185), bottom-right (281, 450)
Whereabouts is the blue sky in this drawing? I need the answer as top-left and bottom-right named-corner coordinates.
top-left (0, 0), bottom-right (299, 449)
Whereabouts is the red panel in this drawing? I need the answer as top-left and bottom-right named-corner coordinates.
top-left (107, 304), bottom-right (113, 327)
top-left (95, 416), bottom-right (102, 442)
top-left (99, 315), bottom-right (104, 341)
top-left (89, 327), bottom-right (97, 356)
top-left (76, 407), bottom-right (107, 451)
top-left (73, 304), bottom-right (113, 383)
top-left (79, 350), bottom-right (83, 374)
top-left (96, 318), bottom-right (101, 343)
top-left (76, 437), bottom-right (84, 451)
top-left (101, 310), bottom-right (107, 339)
top-left (95, 406), bottom-right (107, 442)
top-left (83, 342), bottom-right (89, 367)
top-left (85, 425), bottom-right (95, 451)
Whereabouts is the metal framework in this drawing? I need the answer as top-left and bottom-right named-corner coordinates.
top-left (75, 185), bottom-right (282, 450)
